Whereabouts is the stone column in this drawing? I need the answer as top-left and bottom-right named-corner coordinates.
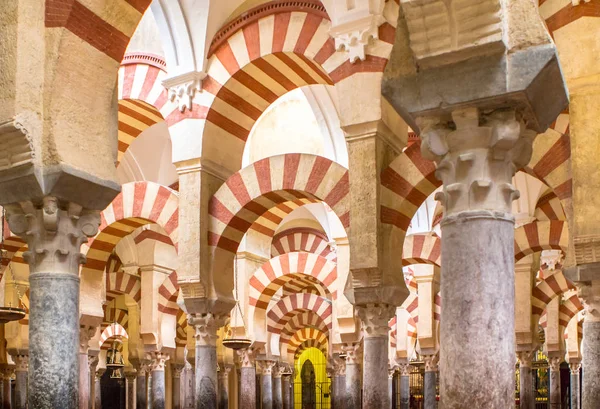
top-left (189, 313), bottom-right (226, 409)
top-left (357, 304), bottom-right (396, 409)
top-left (548, 356), bottom-right (562, 409)
top-left (172, 364), bottom-right (183, 409)
top-left (150, 352), bottom-right (169, 409)
top-left (579, 282), bottom-right (600, 409)
top-left (388, 367), bottom-right (396, 409)
top-left (6, 199), bottom-right (101, 409)
top-left (79, 326), bottom-right (96, 409)
top-left (95, 369), bottom-right (105, 409)
top-left (136, 363), bottom-right (149, 409)
top-left (272, 365), bottom-right (285, 409)
top-left (418, 109), bottom-right (533, 409)
top-left (2, 365), bottom-right (14, 409)
top-left (423, 355), bottom-right (438, 409)
top-left (257, 360), bottom-right (275, 409)
top-left (398, 364), bottom-right (410, 409)
top-left (342, 343), bottom-right (361, 409)
top-left (282, 375), bottom-right (292, 409)
top-left (88, 354), bottom-right (98, 409)
top-left (125, 371), bottom-right (137, 409)
top-left (217, 365), bottom-right (231, 409)
top-left (237, 349), bottom-right (256, 409)
top-left (517, 350), bottom-right (536, 409)
top-left (570, 361), bottom-right (581, 409)
top-left (13, 355), bottom-right (27, 409)
top-left (332, 358), bottom-right (346, 409)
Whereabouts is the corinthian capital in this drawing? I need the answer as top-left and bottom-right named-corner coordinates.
top-left (356, 304), bottom-right (396, 338)
top-left (577, 281), bottom-right (600, 322)
top-left (341, 343), bottom-right (362, 365)
top-left (256, 360), bottom-right (276, 376)
top-left (188, 313), bottom-right (227, 347)
top-left (419, 108), bottom-right (535, 217)
top-left (237, 348), bottom-right (257, 368)
top-left (5, 197), bottom-right (100, 274)
top-left (517, 350), bottom-right (536, 368)
top-left (150, 352), bottom-right (170, 371)
top-left (423, 354), bottom-right (439, 372)
top-left (548, 356), bottom-right (562, 372)
top-left (332, 357), bottom-right (346, 377)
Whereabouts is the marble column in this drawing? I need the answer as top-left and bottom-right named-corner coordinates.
top-left (95, 369), bottom-right (105, 409)
top-left (136, 363), bottom-right (149, 409)
top-left (418, 109), bottom-right (532, 409)
top-left (13, 355), bottom-right (27, 409)
top-left (217, 366), bottom-right (231, 409)
top-left (6, 199), bottom-right (101, 409)
top-left (388, 368), bottom-right (397, 409)
top-left (342, 343), bottom-right (361, 409)
top-left (332, 358), bottom-right (346, 409)
top-left (79, 326), bottom-right (96, 409)
top-left (357, 304), bottom-right (396, 409)
top-left (2, 365), bottom-right (13, 409)
top-left (570, 361), bottom-right (581, 409)
top-left (257, 360), bottom-right (275, 409)
top-left (189, 313), bottom-right (226, 409)
top-left (150, 352), bottom-right (168, 409)
top-left (423, 355), bottom-right (438, 409)
top-left (282, 375), bottom-right (292, 409)
top-left (517, 350), bottom-right (535, 409)
top-left (272, 365), bottom-right (284, 409)
top-left (172, 364), bottom-right (183, 409)
top-left (548, 356), bottom-right (562, 409)
top-left (398, 364), bottom-right (410, 409)
top-left (582, 319), bottom-right (600, 408)
top-left (88, 354), bottom-right (99, 409)
top-left (125, 371), bottom-right (137, 409)
top-left (237, 349), bottom-right (256, 409)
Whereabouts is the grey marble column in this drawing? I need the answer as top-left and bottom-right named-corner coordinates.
top-left (95, 369), bottom-right (105, 409)
top-left (240, 366), bottom-right (256, 409)
top-left (343, 344), bottom-right (361, 409)
top-left (13, 355), bottom-right (27, 409)
top-left (136, 364), bottom-right (148, 409)
top-left (570, 361), bottom-right (581, 409)
top-left (357, 305), bottom-right (396, 409)
top-left (126, 372), bottom-right (137, 409)
top-left (2, 366), bottom-right (13, 409)
top-left (257, 361), bottom-right (275, 409)
top-left (517, 351), bottom-right (535, 409)
top-left (217, 366), bottom-right (231, 409)
top-left (398, 364), bottom-right (410, 409)
top-left (172, 365), bottom-right (183, 409)
top-left (332, 358), bottom-right (346, 409)
top-left (272, 369), bottom-right (283, 409)
top-left (79, 326), bottom-right (96, 409)
top-left (150, 353), bottom-right (168, 409)
top-left (583, 320), bottom-right (600, 409)
top-left (282, 375), bottom-right (292, 409)
top-left (423, 355), bottom-right (438, 409)
top-left (548, 356), bottom-right (561, 409)
top-left (88, 355), bottom-right (98, 409)
top-left (388, 368), bottom-right (396, 409)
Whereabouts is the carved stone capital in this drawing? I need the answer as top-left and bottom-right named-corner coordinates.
top-left (418, 108), bottom-right (534, 217)
top-left (573, 236), bottom-right (600, 265)
top-left (79, 325), bottom-right (96, 354)
top-left (150, 352), bottom-right (170, 372)
top-left (569, 361), bottom-right (581, 374)
top-left (541, 250), bottom-right (563, 272)
top-left (188, 313), bottom-right (227, 347)
top-left (162, 71), bottom-right (207, 112)
top-left (388, 366), bottom-right (397, 379)
top-left (423, 354), bottom-right (439, 372)
top-left (341, 343), bottom-right (362, 365)
top-left (398, 363), bottom-right (411, 377)
top-left (237, 348), bottom-right (257, 368)
top-left (218, 365), bottom-right (233, 379)
top-left (125, 371), bottom-right (137, 381)
top-left (356, 303), bottom-right (396, 338)
top-left (5, 198), bottom-right (100, 274)
top-left (577, 281), bottom-right (600, 322)
top-left (171, 364), bottom-right (184, 378)
top-left (95, 368), bottom-right (106, 381)
top-left (256, 360), bottom-right (276, 376)
top-left (12, 355), bottom-right (28, 372)
top-left (273, 364), bottom-right (286, 379)
top-left (330, 14), bottom-right (384, 63)
top-left (548, 356), bottom-right (562, 372)
top-left (88, 354), bottom-right (99, 371)
top-left (332, 357), bottom-right (346, 377)
top-left (517, 350), bottom-right (536, 368)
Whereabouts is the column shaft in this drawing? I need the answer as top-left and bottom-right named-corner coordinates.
top-left (549, 365), bottom-right (561, 409)
top-left (519, 365), bottom-right (534, 409)
top-left (240, 367), bottom-right (256, 409)
top-left (440, 215), bottom-right (515, 408)
top-left (196, 345), bottom-right (217, 409)
top-left (388, 372), bottom-right (394, 409)
top-left (272, 376), bottom-right (282, 409)
top-left (346, 363), bottom-right (361, 409)
top-left (14, 356), bottom-right (27, 409)
top-left (282, 376), bottom-right (292, 409)
top-left (3, 371), bottom-right (12, 409)
top-left (94, 370), bottom-right (104, 409)
top-left (217, 369), bottom-right (230, 409)
top-left (126, 375), bottom-right (136, 409)
top-left (172, 368), bottom-right (182, 409)
top-left (136, 373), bottom-right (147, 409)
top-left (332, 375), bottom-right (345, 409)
top-left (399, 373), bottom-right (409, 409)
top-left (423, 370), bottom-right (437, 409)
top-left (582, 321), bottom-right (600, 408)
top-left (570, 363), bottom-right (581, 409)
top-left (151, 369), bottom-right (166, 409)
top-left (362, 337), bottom-right (388, 408)
top-left (79, 350), bottom-right (90, 409)
top-left (261, 373), bottom-right (273, 409)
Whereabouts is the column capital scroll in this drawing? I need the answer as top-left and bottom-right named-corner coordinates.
top-left (237, 348), bottom-right (257, 368)
top-left (548, 356), bottom-right (562, 372)
top-left (517, 350), bottom-right (536, 368)
top-left (256, 360), bottom-right (276, 376)
top-left (569, 361), bottom-right (581, 375)
top-left (150, 352), bottom-right (170, 371)
top-left (12, 354), bottom-right (28, 372)
top-left (341, 343), bottom-right (362, 365)
top-left (423, 354), bottom-right (439, 372)
top-left (188, 312), bottom-right (228, 347)
top-left (356, 303), bottom-right (396, 338)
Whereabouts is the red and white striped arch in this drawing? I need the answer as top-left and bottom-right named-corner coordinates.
top-left (209, 154), bottom-right (349, 257)
top-left (99, 323), bottom-right (129, 348)
top-left (266, 293), bottom-right (332, 334)
top-left (559, 294), bottom-right (584, 329)
top-left (402, 233), bottom-right (441, 267)
top-left (176, 309), bottom-right (188, 347)
top-left (248, 252), bottom-right (337, 309)
top-left (158, 270), bottom-right (179, 315)
top-left (105, 255), bottom-right (141, 304)
top-left (389, 316), bottom-right (397, 348)
top-left (404, 267), bottom-right (418, 293)
top-left (82, 182), bottom-right (178, 280)
top-left (535, 190), bottom-right (567, 221)
top-left (289, 328), bottom-right (328, 358)
top-left (187, 7), bottom-right (395, 170)
top-left (280, 310), bottom-right (331, 343)
top-left (531, 271), bottom-right (576, 317)
top-left (514, 221), bottom-right (569, 261)
top-left (271, 228), bottom-right (335, 260)
top-left (281, 274), bottom-right (327, 298)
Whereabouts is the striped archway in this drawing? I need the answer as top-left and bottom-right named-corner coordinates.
top-left (176, 309), bottom-right (188, 347)
top-left (99, 322), bottom-right (129, 348)
top-left (514, 221), bottom-right (569, 261)
top-left (281, 274), bottom-right (328, 298)
top-left (266, 293), bottom-right (332, 334)
top-left (158, 270), bottom-right (179, 315)
top-left (82, 182), bottom-right (179, 280)
top-left (280, 310), bottom-right (331, 340)
top-left (105, 254), bottom-right (141, 304)
top-left (271, 228), bottom-right (335, 260)
top-left (289, 328), bottom-right (328, 359)
top-left (531, 271), bottom-right (576, 317)
top-left (402, 232), bottom-right (441, 267)
top-left (535, 190), bottom-right (567, 221)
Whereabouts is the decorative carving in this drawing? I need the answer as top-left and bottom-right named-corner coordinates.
top-left (218, 365), bottom-right (233, 379)
top-left (150, 352), bottom-right (170, 371)
top-left (419, 108), bottom-right (534, 217)
top-left (95, 368), bottom-right (106, 381)
top-left (398, 363), bottom-right (411, 377)
top-left (356, 303), bottom-right (396, 338)
top-left (172, 364), bottom-right (184, 379)
top-left (388, 366), bottom-right (397, 379)
top-left (79, 325), bottom-right (96, 354)
top-left (541, 250), bottom-right (563, 271)
top-left (188, 313), bottom-right (227, 347)
top-left (256, 360), bottom-right (276, 376)
top-left (400, 0), bottom-right (503, 68)
top-left (330, 14), bottom-right (383, 63)
top-left (517, 350), bottom-right (536, 368)
top-left (0, 118), bottom-right (35, 172)
top-left (163, 71), bottom-right (206, 112)
top-left (573, 235), bottom-right (600, 265)
top-left (88, 355), bottom-right (99, 371)
top-left (332, 357), bottom-right (346, 377)
top-left (548, 356), bottom-right (562, 372)
top-left (341, 343), bottom-right (362, 365)
top-left (423, 354), bottom-right (439, 372)
top-left (6, 198), bottom-right (100, 274)
top-left (237, 348), bottom-right (256, 368)
top-left (569, 361), bottom-right (581, 375)
top-left (577, 282), bottom-right (600, 322)
top-left (273, 364), bottom-right (286, 379)
top-left (13, 355), bottom-right (28, 372)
